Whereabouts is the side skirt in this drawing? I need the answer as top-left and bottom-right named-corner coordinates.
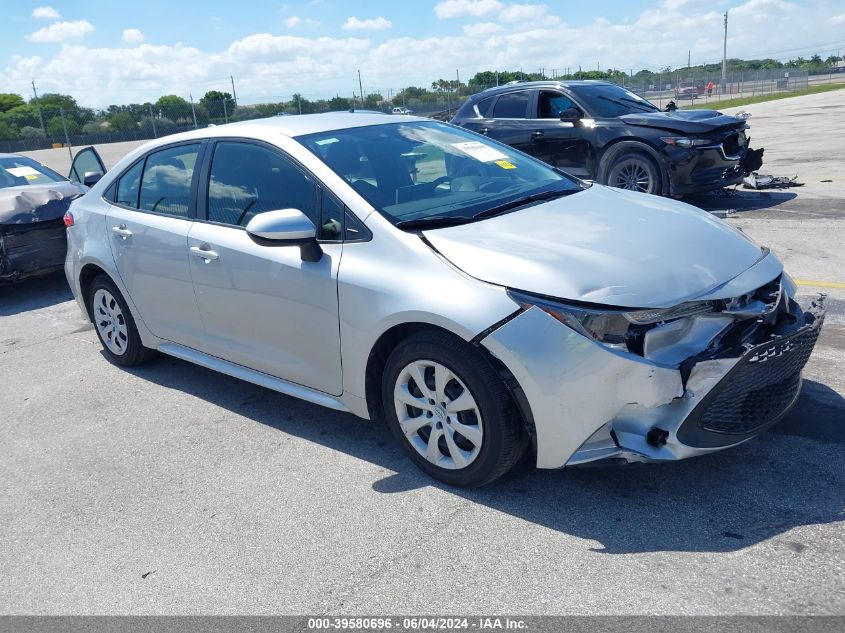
top-left (157, 342), bottom-right (350, 413)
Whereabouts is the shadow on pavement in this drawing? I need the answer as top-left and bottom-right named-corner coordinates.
top-left (126, 352), bottom-right (845, 555)
top-left (0, 271), bottom-right (73, 316)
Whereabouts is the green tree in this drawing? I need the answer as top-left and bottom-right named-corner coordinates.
top-left (46, 115), bottom-right (80, 138)
top-left (4, 104), bottom-right (41, 129)
top-left (0, 93), bottom-right (25, 113)
top-left (107, 111), bottom-right (136, 132)
top-left (0, 119), bottom-right (18, 140)
top-left (199, 91), bottom-right (235, 120)
top-left (19, 126), bottom-right (45, 139)
top-left (155, 95), bottom-right (189, 122)
top-left (326, 96), bottom-right (350, 111)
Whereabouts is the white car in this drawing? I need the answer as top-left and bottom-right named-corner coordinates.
top-left (391, 107), bottom-right (413, 115)
top-left (64, 113), bottom-right (824, 486)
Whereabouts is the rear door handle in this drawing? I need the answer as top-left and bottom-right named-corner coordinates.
top-left (531, 130), bottom-right (544, 140)
top-left (478, 127), bottom-right (490, 135)
top-left (190, 245), bottom-right (219, 262)
top-left (111, 225), bottom-right (132, 239)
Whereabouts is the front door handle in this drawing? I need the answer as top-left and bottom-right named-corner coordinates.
top-left (531, 130), bottom-right (545, 140)
top-left (111, 224), bottom-right (132, 239)
top-left (190, 245), bottom-right (219, 262)
top-left (478, 127), bottom-right (490, 135)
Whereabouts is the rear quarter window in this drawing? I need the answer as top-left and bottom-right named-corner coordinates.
top-left (492, 91), bottom-right (529, 119)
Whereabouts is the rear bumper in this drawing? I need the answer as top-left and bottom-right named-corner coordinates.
top-left (0, 219), bottom-right (67, 283)
top-left (480, 289), bottom-right (825, 469)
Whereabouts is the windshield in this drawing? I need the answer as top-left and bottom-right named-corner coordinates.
top-left (0, 156), bottom-right (66, 189)
top-left (569, 84), bottom-right (660, 117)
top-left (298, 121), bottom-right (583, 227)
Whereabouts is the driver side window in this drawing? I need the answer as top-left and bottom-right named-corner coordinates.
top-left (207, 142), bottom-right (320, 231)
top-left (538, 91), bottom-right (575, 119)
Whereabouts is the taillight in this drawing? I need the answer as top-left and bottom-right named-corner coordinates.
top-left (63, 211), bottom-right (74, 227)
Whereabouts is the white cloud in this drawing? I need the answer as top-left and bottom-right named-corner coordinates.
top-left (434, 0), bottom-right (502, 19)
top-left (284, 16), bottom-right (319, 28)
top-left (831, 13), bottom-right (845, 24)
top-left (499, 4), bottom-right (550, 24)
top-left (462, 22), bottom-right (505, 37)
top-left (27, 20), bottom-right (94, 43)
top-left (122, 28), bottom-right (144, 43)
top-left (32, 6), bottom-right (60, 19)
top-left (342, 16), bottom-right (392, 31)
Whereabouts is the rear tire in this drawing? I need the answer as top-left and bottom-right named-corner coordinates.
top-left (605, 152), bottom-right (662, 195)
top-left (87, 275), bottom-right (156, 367)
top-left (382, 330), bottom-right (526, 487)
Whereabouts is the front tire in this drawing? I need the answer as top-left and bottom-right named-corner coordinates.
top-left (382, 331), bottom-right (525, 487)
top-left (87, 275), bottom-right (156, 367)
top-left (606, 152), bottom-right (662, 195)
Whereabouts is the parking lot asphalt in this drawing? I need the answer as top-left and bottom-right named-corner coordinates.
top-left (2, 91), bottom-right (844, 615)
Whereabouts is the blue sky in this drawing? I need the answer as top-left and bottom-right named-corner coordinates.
top-left (2, 0), bottom-right (844, 106)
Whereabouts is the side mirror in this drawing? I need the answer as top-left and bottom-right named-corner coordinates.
top-left (245, 208), bottom-right (323, 262)
top-left (559, 107), bottom-right (582, 123)
top-left (83, 171), bottom-right (103, 187)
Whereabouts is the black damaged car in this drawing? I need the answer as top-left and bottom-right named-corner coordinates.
top-left (451, 80), bottom-right (761, 197)
top-left (1, 148), bottom-right (105, 283)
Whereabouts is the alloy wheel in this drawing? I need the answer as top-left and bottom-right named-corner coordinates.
top-left (393, 360), bottom-right (484, 470)
top-left (92, 288), bottom-right (129, 356)
top-left (613, 159), bottom-right (653, 193)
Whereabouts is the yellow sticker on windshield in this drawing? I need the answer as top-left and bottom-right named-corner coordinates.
top-left (495, 160), bottom-right (516, 169)
top-left (24, 174), bottom-right (39, 180)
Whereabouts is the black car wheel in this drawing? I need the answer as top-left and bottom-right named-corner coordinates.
top-left (606, 153), bottom-right (661, 195)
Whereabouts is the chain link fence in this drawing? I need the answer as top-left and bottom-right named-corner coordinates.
top-left (0, 67), bottom-right (818, 156)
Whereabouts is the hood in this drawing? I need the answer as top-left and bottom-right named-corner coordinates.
top-left (422, 185), bottom-right (767, 309)
top-left (619, 109), bottom-right (743, 134)
top-left (0, 181), bottom-right (86, 225)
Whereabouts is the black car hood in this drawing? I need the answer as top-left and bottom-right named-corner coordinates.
top-left (0, 181), bottom-right (86, 225)
top-left (620, 110), bottom-right (744, 134)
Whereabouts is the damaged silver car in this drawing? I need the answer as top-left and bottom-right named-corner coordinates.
top-left (64, 114), bottom-right (825, 486)
top-left (1, 149), bottom-right (105, 283)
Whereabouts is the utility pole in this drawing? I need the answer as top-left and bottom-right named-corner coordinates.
top-left (31, 81), bottom-right (46, 137)
top-left (358, 69), bottom-right (364, 105)
top-left (721, 11), bottom-right (728, 91)
top-left (688, 49), bottom-right (691, 71)
top-left (230, 75), bottom-right (237, 107)
top-left (456, 69), bottom-right (460, 98)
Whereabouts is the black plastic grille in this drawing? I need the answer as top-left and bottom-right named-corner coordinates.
top-left (697, 324), bottom-right (820, 435)
top-left (675, 319), bottom-right (823, 450)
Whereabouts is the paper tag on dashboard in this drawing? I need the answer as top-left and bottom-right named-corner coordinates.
top-left (451, 141), bottom-right (508, 163)
top-left (6, 166), bottom-right (41, 178)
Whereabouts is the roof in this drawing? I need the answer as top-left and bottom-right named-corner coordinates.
top-left (476, 79), bottom-right (615, 97)
top-left (152, 111), bottom-right (422, 146)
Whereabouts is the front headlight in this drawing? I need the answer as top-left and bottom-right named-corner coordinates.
top-left (660, 136), bottom-right (711, 148)
top-left (507, 289), bottom-right (714, 351)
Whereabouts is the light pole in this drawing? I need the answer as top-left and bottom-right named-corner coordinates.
top-left (721, 11), bottom-right (728, 92)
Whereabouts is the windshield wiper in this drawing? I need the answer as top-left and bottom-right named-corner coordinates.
top-left (395, 215), bottom-right (474, 230)
top-left (472, 188), bottom-right (578, 220)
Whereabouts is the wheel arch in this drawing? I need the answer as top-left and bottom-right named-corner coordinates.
top-left (363, 321), bottom-right (536, 454)
top-left (597, 139), bottom-right (670, 196)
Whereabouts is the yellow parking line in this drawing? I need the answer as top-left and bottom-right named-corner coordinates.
top-left (794, 279), bottom-right (845, 289)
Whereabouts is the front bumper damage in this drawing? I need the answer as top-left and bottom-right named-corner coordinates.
top-left (480, 275), bottom-right (825, 469)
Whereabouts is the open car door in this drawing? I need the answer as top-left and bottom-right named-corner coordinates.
top-left (68, 146), bottom-right (107, 187)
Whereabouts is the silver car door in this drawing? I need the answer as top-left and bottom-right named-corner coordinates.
top-left (187, 140), bottom-right (343, 395)
top-left (106, 142), bottom-right (206, 349)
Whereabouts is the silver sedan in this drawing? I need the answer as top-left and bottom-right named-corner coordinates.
top-left (63, 112), bottom-right (824, 486)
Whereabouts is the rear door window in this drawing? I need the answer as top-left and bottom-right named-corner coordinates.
top-left (492, 91), bottom-right (529, 119)
top-left (138, 144), bottom-right (200, 218)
